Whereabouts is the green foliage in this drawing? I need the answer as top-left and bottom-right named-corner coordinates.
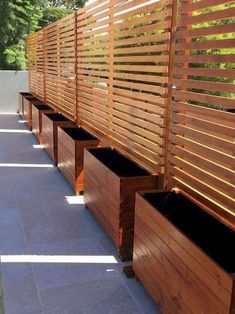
top-left (0, 0), bottom-right (43, 70)
top-left (4, 43), bottom-right (27, 69)
top-left (0, 0), bottom-right (88, 70)
top-left (40, 6), bottom-right (74, 27)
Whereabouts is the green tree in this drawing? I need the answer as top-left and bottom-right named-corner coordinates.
top-left (39, 6), bottom-right (74, 27)
top-left (0, 0), bottom-right (43, 70)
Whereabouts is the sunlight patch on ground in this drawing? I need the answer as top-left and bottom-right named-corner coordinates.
top-left (65, 195), bottom-right (84, 205)
top-left (0, 163), bottom-right (54, 168)
top-left (0, 129), bottom-right (31, 133)
top-left (0, 255), bottom-right (118, 264)
top-left (33, 144), bottom-right (44, 149)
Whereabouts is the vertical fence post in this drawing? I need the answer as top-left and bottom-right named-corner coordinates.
top-left (43, 28), bottom-right (46, 103)
top-left (164, 0), bottom-right (193, 188)
top-left (75, 12), bottom-right (78, 124)
top-left (108, 0), bottom-right (114, 140)
top-left (163, 0), bottom-right (178, 188)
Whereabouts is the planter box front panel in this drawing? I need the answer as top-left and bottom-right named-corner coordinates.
top-left (42, 113), bottom-right (74, 164)
top-left (84, 148), bottom-right (158, 260)
top-left (19, 92), bottom-right (32, 118)
top-left (133, 192), bottom-right (235, 314)
top-left (58, 127), bottom-right (99, 194)
top-left (32, 105), bottom-right (54, 143)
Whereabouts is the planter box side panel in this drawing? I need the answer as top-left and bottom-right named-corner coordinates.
top-left (84, 149), bottom-right (120, 247)
top-left (19, 94), bottom-right (24, 118)
top-left (53, 121), bottom-right (74, 164)
top-left (75, 139), bottom-right (100, 194)
top-left (133, 194), bottom-right (232, 314)
top-left (119, 176), bottom-right (158, 260)
top-left (58, 128), bottom-right (76, 187)
top-left (42, 114), bottom-right (55, 162)
top-left (32, 106), bottom-right (40, 140)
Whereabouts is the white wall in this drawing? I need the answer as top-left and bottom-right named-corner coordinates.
top-left (0, 71), bottom-right (28, 113)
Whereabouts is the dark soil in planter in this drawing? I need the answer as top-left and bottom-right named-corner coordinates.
top-left (143, 191), bottom-right (235, 273)
top-left (226, 108), bottom-right (235, 113)
top-left (88, 147), bottom-right (149, 177)
top-left (27, 97), bottom-right (41, 102)
top-left (34, 104), bottom-right (53, 111)
top-left (62, 127), bottom-right (97, 141)
top-left (20, 92), bottom-right (32, 96)
top-left (45, 113), bottom-right (70, 122)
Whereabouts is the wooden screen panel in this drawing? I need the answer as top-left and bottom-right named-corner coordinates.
top-left (57, 13), bottom-right (76, 120)
top-left (76, 0), bottom-right (173, 174)
top-left (44, 22), bottom-right (59, 111)
top-left (169, 0), bottom-right (235, 228)
top-left (110, 0), bottom-right (173, 173)
top-left (76, 1), bottom-right (111, 137)
top-left (27, 30), bottom-right (44, 100)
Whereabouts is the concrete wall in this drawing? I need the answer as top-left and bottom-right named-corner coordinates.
top-left (0, 71), bottom-right (28, 113)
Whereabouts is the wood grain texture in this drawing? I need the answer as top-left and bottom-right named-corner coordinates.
top-left (32, 105), bottom-right (54, 143)
top-left (84, 148), bottom-right (158, 261)
top-left (41, 113), bottom-right (74, 164)
top-left (23, 98), bottom-right (43, 130)
top-left (133, 192), bottom-right (235, 314)
top-left (57, 127), bottom-right (100, 194)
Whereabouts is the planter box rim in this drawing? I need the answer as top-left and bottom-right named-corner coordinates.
top-left (60, 126), bottom-right (98, 141)
top-left (87, 147), bottom-right (152, 178)
top-left (139, 190), bottom-right (235, 274)
top-left (44, 112), bottom-right (70, 122)
top-left (33, 104), bottom-right (53, 110)
top-left (20, 92), bottom-right (32, 96)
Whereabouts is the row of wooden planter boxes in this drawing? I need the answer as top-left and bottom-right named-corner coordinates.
top-left (19, 92), bottom-right (235, 314)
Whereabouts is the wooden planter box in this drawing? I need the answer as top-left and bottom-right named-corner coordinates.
top-left (84, 147), bottom-right (158, 261)
top-left (32, 104), bottom-right (54, 144)
top-left (133, 190), bottom-right (235, 314)
top-left (42, 112), bottom-right (74, 164)
top-left (23, 97), bottom-right (43, 130)
top-left (19, 92), bottom-right (33, 119)
top-left (58, 127), bottom-right (100, 195)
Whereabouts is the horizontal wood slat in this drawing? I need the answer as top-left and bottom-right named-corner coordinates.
top-left (168, 0), bottom-right (235, 228)
top-left (27, 30), bottom-right (44, 100)
top-left (76, 0), bottom-right (173, 173)
top-left (44, 13), bottom-right (76, 120)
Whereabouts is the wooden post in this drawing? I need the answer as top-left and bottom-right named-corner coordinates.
top-left (43, 28), bottom-right (47, 103)
top-left (163, 0), bottom-right (179, 188)
top-left (108, 0), bottom-right (114, 139)
top-left (75, 12), bottom-right (79, 124)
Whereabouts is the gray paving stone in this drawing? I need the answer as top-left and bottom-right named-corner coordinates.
top-left (0, 115), bottom-right (160, 314)
top-left (40, 277), bottom-right (142, 314)
top-left (2, 263), bottom-right (42, 314)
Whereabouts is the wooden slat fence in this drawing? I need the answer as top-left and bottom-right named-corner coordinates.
top-left (44, 13), bottom-right (76, 119)
top-left (27, 30), bottom-right (44, 100)
top-left (27, 0), bottom-right (235, 228)
top-left (167, 0), bottom-right (235, 227)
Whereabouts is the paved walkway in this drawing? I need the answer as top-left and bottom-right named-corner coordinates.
top-left (0, 114), bottom-right (160, 314)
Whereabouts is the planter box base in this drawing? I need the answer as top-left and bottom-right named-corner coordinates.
top-left (134, 190), bottom-right (235, 314)
top-left (84, 147), bottom-right (158, 261)
top-left (42, 113), bottom-right (74, 164)
top-left (58, 127), bottom-right (100, 195)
